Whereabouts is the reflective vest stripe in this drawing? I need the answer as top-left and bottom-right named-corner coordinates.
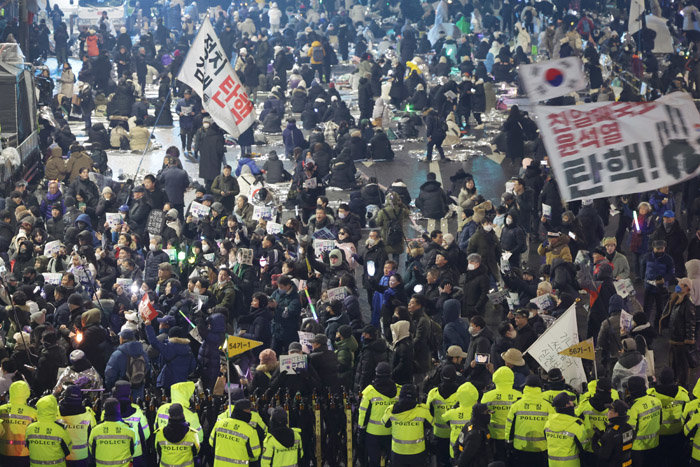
top-left (486, 401), bottom-right (513, 406)
top-left (434, 423), bottom-right (448, 429)
top-left (29, 459), bottom-right (66, 465)
top-left (214, 454), bottom-right (248, 464)
top-left (544, 429), bottom-right (577, 438)
top-left (514, 434), bottom-right (546, 441)
top-left (392, 437), bottom-right (423, 444)
top-left (370, 397), bottom-right (384, 403)
top-left (358, 406), bottom-right (367, 412)
top-left (367, 419), bottom-right (383, 425)
top-left (662, 417), bottom-right (680, 425)
top-left (491, 423), bottom-right (506, 429)
top-left (94, 435), bottom-right (132, 441)
top-left (215, 428), bottom-right (249, 440)
top-left (96, 458), bottom-right (133, 465)
top-left (72, 444), bottom-right (88, 450)
top-left (0, 413), bottom-right (34, 422)
top-left (450, 420), bottom-right (468, 426)
top-left (517, 411), bottom-right (549, 417)
top-left (158, 441), bottom-right (196, 448)
top-left (549, 454), bottom-right (579, 461)
top-left (0, 439), bottom-right (26, 444)
top-left (390, 416), bottom-right (425, 423)
top-left (161, 461), bottom-right (194, 467)
top-left (638, 406), bottom-right (661, 418)
top-left (635, 433), bottom-right (658, 440)
top-left (27, 434), bottom-right (63, 442)
top-left (694, 443), bottom-right (700, 450)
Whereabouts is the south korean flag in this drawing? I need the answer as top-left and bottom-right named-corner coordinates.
top-left (518, 57), bottom-right (587, 102)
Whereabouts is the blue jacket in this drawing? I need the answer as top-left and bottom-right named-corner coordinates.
top-left (144, 249), bottom-right (171, 288)
top-left (235, 157), bottom-right (262, 177)
top-left (458, 220), bottom-right (478, 251)
top-left (104, 340), bottom-right (150, 390)
top-left (642, 251), bottom-right (675, 289)
top-left (442, 299), bottom-right (469, 354)
top-left (75, 213), bottom-right (100, 247)
top-left (197, 313), bottom-right (226, 385)
top-left (282, 122), bottom-right (305, 155)
top-left (270, 285), bottom-right (302, 348)
top-left (146, 324), bottom-right (197, 388)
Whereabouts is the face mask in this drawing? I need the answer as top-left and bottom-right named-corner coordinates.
top-left (654, 251), bottom-right (664, 258)
top-left (338, 212), bottom-right (346, 219)
top-left (467, 263), bottom-right (476, 271)
top-left (664, 222), bottom-right (673, 232)
top-left (193, 287), bottom-right (201, 294)
top-left (118, 242), bottom-right (127, 248)
top-left (120, 266), bottom-right (130, 274)
top-left (483, 224), bottom-right (493, 232)
top-left (203, 123), bottom-right (210, 128)
top-left (468, 326), bottom-right (479, 336)
top-left (505, 218), bottom-right (513, 225)
top-left (149, 244), bottom-right (157, 252)
top-left (367, 238), bottom-right (377, 247)
top-left (202, 244), bottom-right (210, 253)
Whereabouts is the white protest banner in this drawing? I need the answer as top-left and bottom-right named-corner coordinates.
top-left (42, 272), bottom-right (62, 285)
top-left (525, 305), bottom-right (588, 391)
top-left (177, 18), bottom-right (256, 138)
top-left (614, 278), bottom-right (635, 299)
top-left (279, 354), bottom-right (308, 374)
top-left (106, 213), bottom-right (124, 229)
top-left (298, 331), bottom-right (315, 354)
top-left (518, 57), bottom-right (587, 102)
top-left (44, 240), bottom-right (61, 257)
top-left (326, 286), bottom-right (348, 302)
top-left (266, 222), bottom-right (283, 235)
top-left (252, 205), bottom-right (274, 221)
top-left (189, 201), bottom-right (210, 219)
top-left (533, 92), bottom-right (700, 202)
top-left (313, 239), bottom-right (335, 258)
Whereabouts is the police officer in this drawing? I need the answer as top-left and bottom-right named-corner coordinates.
top-left (357, 362), bottom-right (399, 466)
top-left (592, 399), bottom-right (635, 466)
top-left (112, 380), bottom-right (151, 466)
top-left (647, 368), bottom-right (689, 467)
top-left (25, 395), bottom-right (72, 466)
top-left (481, 366), bottom-right (522, 462)
top-left (0, 380), bottom-right (37, 466)
top-left (209, 399), bottom-right (261, 466)
top-left (427, 366), bottom-right (461, 467)
top-left (576, 378), bottom-right (615, 456)
top-left (626, 376), bottom-right (662, 467)
top-left (153, 403), bottom-right (200, 467)
top-left (155, 381), bottom-right (203, 444)
top-left (544, 393), bottom-right (587, 466)
top-left (542, 368), bottom-right (578, 405)
top-left (218, 387), bottom-right (268, 461)
top-left (261, 407), bottom-right (303, 467)
top-left (505, 374), bottom-right (552, 467)
top-left (453, 403), bottom-right (494, 467)
top-left (89, 398), bottom-right (136, 467)
top-left (381, 384), bottom-right (433, 466)
top-left (443, 381), bottom-right (479, 459)
top-left (58, 385), bottom-right (97, 467)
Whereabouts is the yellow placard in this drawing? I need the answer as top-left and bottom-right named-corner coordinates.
top-left (225, 335), bottom-right (263, 358)
top-left (558, 338), bottom-right (595, 360)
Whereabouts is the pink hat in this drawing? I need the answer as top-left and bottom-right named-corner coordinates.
top-left (259, 349), bottom-right (277, 366)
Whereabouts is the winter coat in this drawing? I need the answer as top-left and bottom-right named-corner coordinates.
top-left (611, 350), bottom-right (648, 392)
top-left (443, 299), bottom-right (469, 354)
top-left (270, 284), bottom-right (302, 350)
top-left (65, 151), bottom-right (93, 183)
top-left (282, 122), bottom-right (306, 155)
top-left (361, 183), bottom-right (385, 207)
top-left (309, 346), bottom-right (340, 389)
top-left (158, 166), bottom-right (190, 207)
top-left (537, 236), bottom-right (572, 265)
top-left (104, 340), bottom-right (150, 390)
top-left (77, 310), bottom-right (110, 374)
top-left (336, 336), bottom-right (359, 388)
top-left (197, 313), bottom-right (226, 386)
top-left (412, 310), bottom-right (432, 374)
top-left (651, 220), bottom-right (689, 276)
top-left (240, 308), bottom-right (273, 354)
top-left (550, 258), bottom-right (578, 296)
top-left (262, 153), bottom-right (287, 183)
top-left (661, 292), bottom-right (696, 343)
top-left (415, 180), bottom-right (449, 220)
top-left (369, 131), bottom-right (394, 160)
top-left (58, 69), bottom-right (75, 97)
top-left (198, 127), bottom-right (225, 181)
top-left (146, 324), bottom-right (196, 388)
top-left (45, 146), bottom-right (67, 182)
top-left (391, 326), bottom-right (414, 385)
top-left (328, 156), bottom-right (357, 189)
top-left (461, 264), bottom-right (490, 317)
top-left (467, 227), bottom-right (501, 280)
top-left (373, 204), bottom-right (410, 254)
top-left (578, 205), bottom-right (605, 250)
top-left (354, 337), bottom-right (388, 392)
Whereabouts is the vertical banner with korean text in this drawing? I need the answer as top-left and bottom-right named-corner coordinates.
top-left (177, 18), bottom-right (256, 138)
top-left (524, 306), bottom-right (587, 390)
top-left (534, 92), bottom-right (700, 201)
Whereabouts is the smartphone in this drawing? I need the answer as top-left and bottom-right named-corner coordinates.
top-left (568, 231), bottom-right (576, 240)
top-left (475, 353), bottom-right (490, 365)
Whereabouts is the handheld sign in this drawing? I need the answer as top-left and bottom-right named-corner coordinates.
top-left (558, 338), bottom-right (595, 360)
top-left (147, 210), bottom-right (166, 236)
top-left (280, 354), bottom-right (308, 374)
top-left (44, 240), bottom-right (61, 257)
top-left (226, 335), bottom-right (263, 358)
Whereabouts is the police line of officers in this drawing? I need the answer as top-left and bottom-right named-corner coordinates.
top-left (1, 364), bottom-right (700, 466)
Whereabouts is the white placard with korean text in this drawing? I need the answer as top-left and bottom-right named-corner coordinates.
top-left (614, 278), bottom-right (635, 299)
top-left (44, 240), bottom-right (61, 257)
top-left (42, 273), bottom-right (62, 285)
top-left (280, 354), bottom-right (308, 374)
top-left (189, 201), bottom-right (210, 220)
top-left (313, 239), bottom-right (335, 259)
top-left (534, 92), bottom-right (700, 201)
top-left (177, 18), bottom-right (256, 138)
top-left (525, 305), bottom-right (588, 391)
top-left (298, 331), bottom-right (315, 354)
top-left (106, 213), bottom-right (124, 229)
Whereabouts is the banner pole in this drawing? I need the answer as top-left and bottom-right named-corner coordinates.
top-left (225, 334), bottom-right (232, 412)
top-left (593, 357), bottom-right (598, 380)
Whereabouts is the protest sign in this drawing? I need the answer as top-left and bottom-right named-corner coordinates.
top-left (253, 205), bottom-right (274, 221)
top-left (189, 201), bottom-right (210, 219)
top-left (138, 294), bottom-right (158, 322)
top-left (177, 18), bottom-right (255, 138)
top-left (525, 305), bottom-right (588, 391)
top-left (530, 294), bottom-right (554, 310)
top-left (116, 278), bottom-right (133, 288)
top-left (42, 272), bottom-right (62, 285)
top-left (280, 354), bottom-right (308, 375)
top-left (298, 331), bottom-right (315, 354)
top-left (106, 213), bottom-right (124, 229)
top-left (313, 239), bottom-right (335, 258)
top-left (620, 309), bottom-right (634, 335)
top-left (266, 221), bottom-right (283, 234)
top-left (614, 278), bottom-right (635, 299)
top-left (488, 289), bottom-right (509, 304)
top-left (326, 286), bottom-right (348, 302)
top-left (534, 92), bottom-right (700, 201)
top-left (147, 210), bottom-right (166, 236)
top-left (164, 248), bottom-right (177, 263)
top-left (44, 240), bottom-right (61, 257)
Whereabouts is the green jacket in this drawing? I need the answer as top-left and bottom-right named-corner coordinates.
top-left (335, 335), bottom-right (358, 385)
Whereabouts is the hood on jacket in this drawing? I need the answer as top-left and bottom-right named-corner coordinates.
top-left (312, 40), bottom-right (322, 47)
top-left (547, 412), bottom-right (579, 431)
top-left (208, 313), bottom-right (227, 333)
top-left (687, 259), bottom-right (700, 279)
top-left (455, 381), bottom-right (479, 407)
top-left (9, 380), bottom-right (30, 405)
top-left (391, 320), bottom-right (411, 343)
top-left (420, 180), bottom-right (443, 192)
top-left (120, 339), bottom-right (145, 356)
top-left (37, 395), bottom-right (60, 422)
top-left (75, 213), bottom-right (93, 230)
top-left (609, 294), bottom-right (624, 315)
top-left (171, 381), bottom-right (195, 409)
top-left (492, 366), bottom-right (515, 389)
top-left (692, 378), bottom-right (700, 399)
top-left (81, 308), bottom-right (102, 327)
top-left (336, 335), bottom-right (358, 354)
top-left (443, 299), bottom-right (461, 323)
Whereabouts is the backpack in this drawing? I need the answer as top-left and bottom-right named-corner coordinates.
top-left (385, 209), bottom-right (404, 245)
top-left (312, 46), bottom-right (324, 62)
top-left (428, 317), bottom-right (443, 353)
top-left (126, 354), bottom-right (147, 388)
